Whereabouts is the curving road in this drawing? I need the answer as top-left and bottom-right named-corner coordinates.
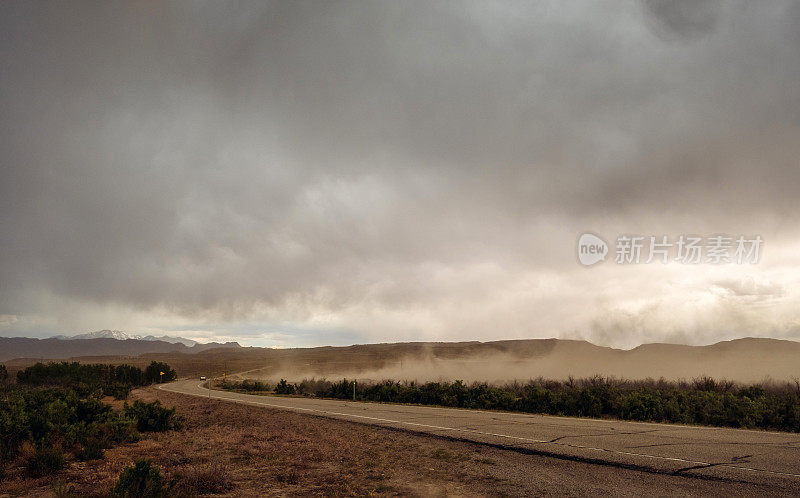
top-left (160, 379), bottom-right (800, 488)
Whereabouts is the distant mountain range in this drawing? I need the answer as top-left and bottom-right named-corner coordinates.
top-left (52, 329), bottom-right (198, 347)
top-left (0, 331), bottom-right (241, 362)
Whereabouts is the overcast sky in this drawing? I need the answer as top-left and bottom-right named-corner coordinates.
top-left (2, 1), bottom-right (799, 348)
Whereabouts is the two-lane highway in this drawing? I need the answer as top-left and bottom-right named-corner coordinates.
top-left (160, 379), bottom-right (800, 488)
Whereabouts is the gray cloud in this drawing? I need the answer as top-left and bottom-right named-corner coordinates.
top-left (643, 0), bottom-right (721, 40)
top-left (1, 1), bottom-right (799, 346)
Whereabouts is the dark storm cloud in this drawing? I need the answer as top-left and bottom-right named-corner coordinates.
top-left (643, 0), bottom-right (721, 40)
top-left (1, 1), bottom-right (799, 344)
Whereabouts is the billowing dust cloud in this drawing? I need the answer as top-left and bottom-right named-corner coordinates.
top-left (236, 339), bottom-right (800, 385)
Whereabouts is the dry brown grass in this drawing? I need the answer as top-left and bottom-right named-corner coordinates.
top-left (0, 386), bottom-right (523, 496)
top-left (173, 462), bottom-right (233, 495)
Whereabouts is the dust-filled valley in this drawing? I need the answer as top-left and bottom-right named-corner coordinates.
top-left (224, 337), bottom-right (800, 385)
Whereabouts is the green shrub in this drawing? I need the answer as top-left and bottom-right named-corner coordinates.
top-left (112, 459), bottom-right (167, 498)
top-left (75, 438), bottom-right (104, 461)
top-left (95, 414), bottom-right (140, 445)
top-left (294, 376), bottom-right (800, 433)
top-left (217, 379), bottom-right (270, 393)
top-left (144, 362), bottom-right (177, 384)
top-left (124, 400), bottom-right (183, 432)
top-left (108, 383), bottom-right (132, 400)
top-left (239, 379), bottom-right (270, 392)
top-left (275, 379), bottom-right (296, 395)
top-left (0, 365), bottom-right (183, 474)
top-left (24, 445), bottom-right (66, 477)
top-left (14, 361), bottom-right (172, 398)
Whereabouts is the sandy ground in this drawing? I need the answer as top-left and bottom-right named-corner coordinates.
top-left (1, 387), bottom-right (793, 497)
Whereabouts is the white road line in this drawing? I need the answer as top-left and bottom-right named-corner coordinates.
top-left (158, 382), bottom-right (800, 480)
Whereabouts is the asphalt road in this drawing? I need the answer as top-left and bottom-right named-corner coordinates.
top-left (160, 379), bottom-right (800, 488)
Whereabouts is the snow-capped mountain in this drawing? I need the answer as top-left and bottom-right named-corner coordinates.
top-left (61, 329), bottom-right (134, 341)
top-left (53, 329), bottom-right (197, 346)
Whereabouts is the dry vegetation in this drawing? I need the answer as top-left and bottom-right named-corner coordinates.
top-left (2, 386), bottom-right (794, 496)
